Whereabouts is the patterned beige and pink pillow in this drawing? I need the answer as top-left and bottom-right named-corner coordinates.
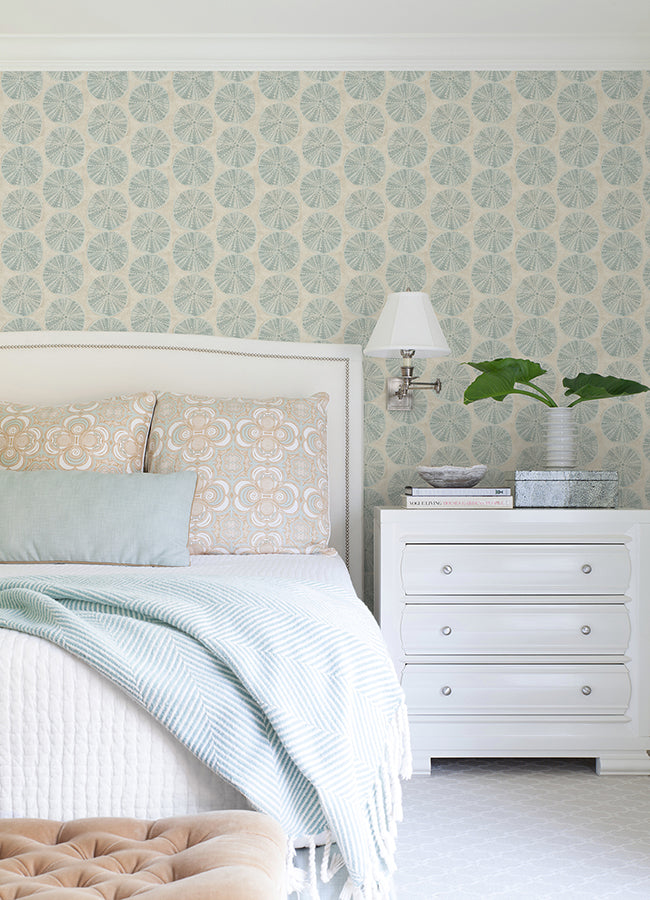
top-left (0, 393), bottom-right (156, 473)
top-left (145, 392), bottom-right (330, 554)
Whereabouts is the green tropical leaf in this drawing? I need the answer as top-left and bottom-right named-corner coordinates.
top-left (464, 358), bottom-right (549, 405)
top-left (464, 369), bottom-right (515, 403)
top-left (467, 357), bottom-right (547, 381)
top-left (563, 373), bottom-right (649, 405)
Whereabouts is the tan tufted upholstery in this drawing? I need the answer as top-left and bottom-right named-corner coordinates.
top-left (0, 810), bottom-right (286, 899)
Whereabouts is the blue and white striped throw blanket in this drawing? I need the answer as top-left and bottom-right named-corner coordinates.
top-left (0, 574), bottom-right (411, 900)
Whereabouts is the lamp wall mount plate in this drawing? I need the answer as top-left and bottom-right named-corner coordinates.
top-left (387, 376), bottom-right (413, 410)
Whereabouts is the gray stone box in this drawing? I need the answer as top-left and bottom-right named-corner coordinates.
top-left (514, 470), bottom-right (619, 508)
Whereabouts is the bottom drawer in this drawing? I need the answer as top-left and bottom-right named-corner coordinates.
top-left (402, 664), bottom-right (631, 716)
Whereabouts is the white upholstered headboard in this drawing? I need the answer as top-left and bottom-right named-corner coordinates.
top-left (0, 332), bottom-right (364, 595)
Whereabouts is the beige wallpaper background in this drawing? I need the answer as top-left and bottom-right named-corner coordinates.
top-left (0, 69), bottom-right (649, 597)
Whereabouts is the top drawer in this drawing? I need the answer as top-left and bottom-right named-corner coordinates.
top-left (401, 543), bottom-right (630, 596)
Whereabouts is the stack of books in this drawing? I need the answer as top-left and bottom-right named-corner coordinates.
top-left (403, 485), bottom-right (513, 509)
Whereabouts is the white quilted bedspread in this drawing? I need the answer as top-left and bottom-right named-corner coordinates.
top-left (0, 553), bottom-right (353, 821)
top-left (0, 627), bottom-right (252, 819)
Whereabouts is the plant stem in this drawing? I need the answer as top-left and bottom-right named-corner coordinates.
top-left (509, 388), bottom-right (557, 407)
top-left (516, 381), bottom-right (557, 406)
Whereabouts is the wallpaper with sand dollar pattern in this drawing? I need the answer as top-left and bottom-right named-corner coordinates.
top-left (0, 70), bottom-right (649, 593)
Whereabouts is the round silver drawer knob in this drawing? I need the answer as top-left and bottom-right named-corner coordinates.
top-left (581, 625), bottom-right (592, 635)
top-left (441, 565), bottom-right (453, 575)
top-left (441, 626), bottom-right (452, 636)
top-left (581, 564), bottom-right (592, 574)
top-left (581, 685), bottom-right (592, 696)
top-left (441, 685), bottom-right (452, 696)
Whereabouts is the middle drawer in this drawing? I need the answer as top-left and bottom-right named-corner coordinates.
top-left (401, 603), bottom-right (631, 655)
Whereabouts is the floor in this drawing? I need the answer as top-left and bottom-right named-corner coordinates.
top-left (394, 758), bottom-right (650, 899)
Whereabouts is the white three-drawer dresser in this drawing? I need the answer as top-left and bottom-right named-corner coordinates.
top-left (374, 508), bottom-right (650, 774)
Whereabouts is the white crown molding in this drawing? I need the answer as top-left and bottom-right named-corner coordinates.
top-left (0, 32), bottom-right (649, 70)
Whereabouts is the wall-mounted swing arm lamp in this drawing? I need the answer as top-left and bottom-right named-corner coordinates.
top-left (363, 291), bottom-right (451, 410)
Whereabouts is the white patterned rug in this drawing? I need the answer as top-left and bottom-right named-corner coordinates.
top-left (395, 758), bottom-right (650, 899)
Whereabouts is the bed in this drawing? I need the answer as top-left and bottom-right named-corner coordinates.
top-left (0, 332), bottom-right (410, 900)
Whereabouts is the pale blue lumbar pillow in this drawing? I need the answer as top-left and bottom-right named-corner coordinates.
top-left (0, 470), bottom-right (197, 566)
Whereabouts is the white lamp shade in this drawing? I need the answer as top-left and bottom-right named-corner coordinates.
top-left (364, 291), bottom-right (451, 358)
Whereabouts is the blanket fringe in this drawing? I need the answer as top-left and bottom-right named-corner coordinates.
top-left (339, 867), bottom-right (394, 900)
top-left (286, 838), bottom-right (307, 895)
top-left (321, 832), bottom-right (345, 884)
top-left (340, 878), bottom-right (365, 900)
top-left (352, 699), bottom-right (411, 899)
top-left (287, 700), bottom-right (411, 900)
top-left (309, 839), bottom-right (320, 899)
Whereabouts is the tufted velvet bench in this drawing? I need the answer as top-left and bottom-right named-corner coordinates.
top-left (0, 810), bottom-right (286, 899)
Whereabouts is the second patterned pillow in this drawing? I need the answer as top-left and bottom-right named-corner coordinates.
top-left (145, 391), bottom-right (330, 554)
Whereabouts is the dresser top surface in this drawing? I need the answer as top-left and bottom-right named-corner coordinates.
top-left (376, 507), bottom-right (650, 521)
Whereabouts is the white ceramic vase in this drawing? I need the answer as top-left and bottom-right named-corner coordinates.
top-left (544, 406), bottom-right (577, 469)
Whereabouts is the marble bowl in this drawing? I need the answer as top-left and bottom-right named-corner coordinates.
top-left (416, 464), bottom-right (487, 488)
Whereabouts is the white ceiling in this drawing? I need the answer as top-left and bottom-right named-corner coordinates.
top-left (2, 0), bottom-right (649, 35)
